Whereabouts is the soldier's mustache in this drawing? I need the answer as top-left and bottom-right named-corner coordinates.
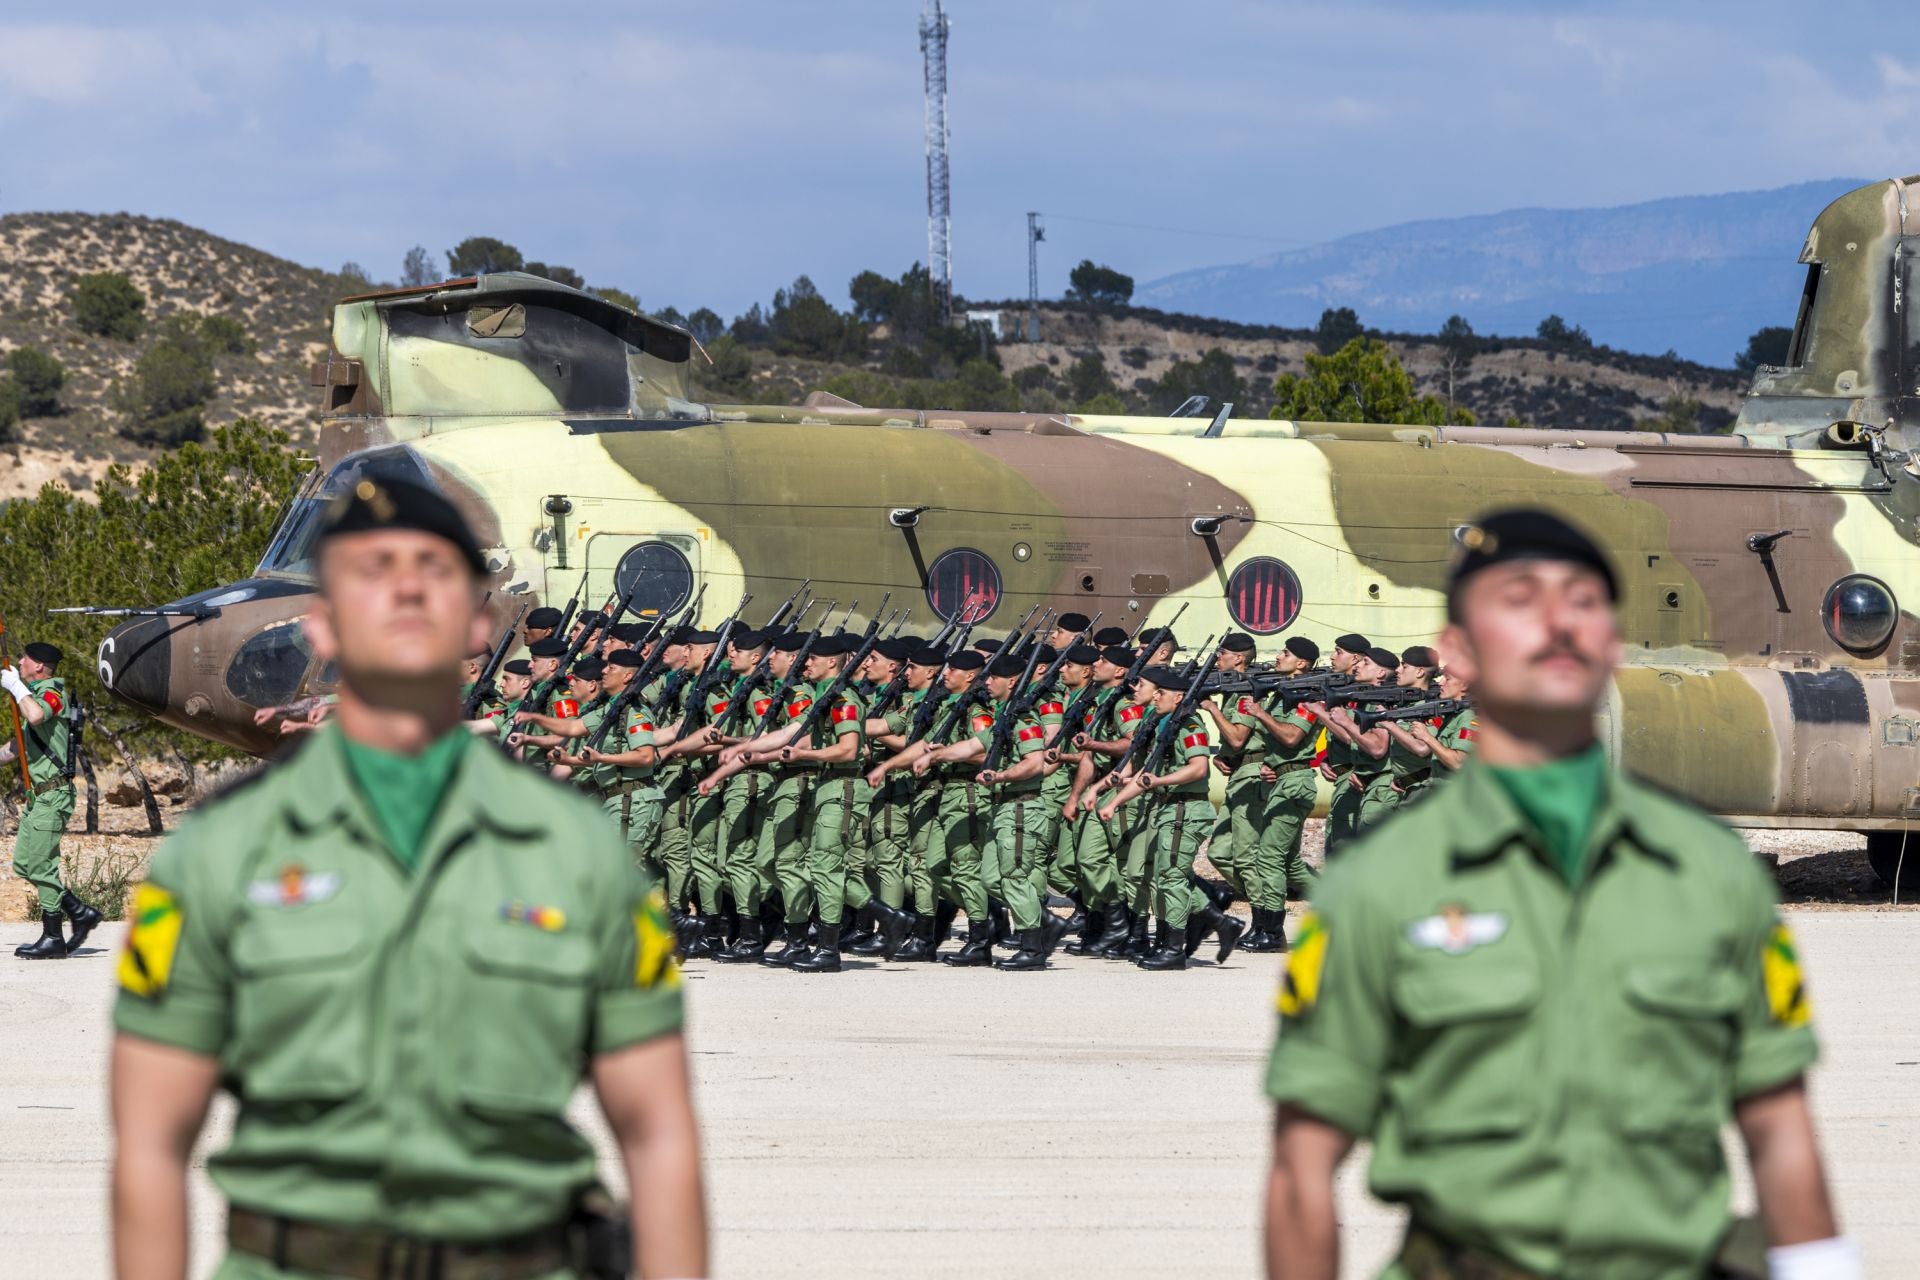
top-left (1528, 642), bottom-right (1589, 667)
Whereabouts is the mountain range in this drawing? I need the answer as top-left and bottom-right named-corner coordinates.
top-left (1135, 179), bottom-right (1867, 364)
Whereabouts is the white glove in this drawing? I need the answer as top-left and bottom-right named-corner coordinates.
top-left (1769, 1238), bottom-right (1863, 1280)
top-left (0, 667), bottom-right (28, 705)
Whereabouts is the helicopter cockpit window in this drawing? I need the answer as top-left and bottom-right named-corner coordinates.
top-left (255, 446), bottom-right (436, 579)
top-left (1822, 574), bottom-right (1897, 654)
top-left (225, 622), bottom-right (313, 708)
top-left (469, 304), bottom-right (526, 338)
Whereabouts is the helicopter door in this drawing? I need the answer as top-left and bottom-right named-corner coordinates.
top-left (582, 530), bottom-right (702, 626)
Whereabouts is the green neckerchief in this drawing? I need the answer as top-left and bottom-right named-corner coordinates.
top-left (1487, 743), bottom-right (1609, 887)
top-left (339, 728), bottom-right (472, 874)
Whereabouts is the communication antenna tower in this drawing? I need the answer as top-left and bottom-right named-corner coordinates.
top-left (1026, 211), bottom-right (1045, 343)
top-left (920, 0), bottom-right (953, 320)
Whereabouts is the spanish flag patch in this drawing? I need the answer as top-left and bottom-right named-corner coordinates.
top-left (1277, 910), bottom-right (1328, 1019)
top-left (1762, 920), bottom-right (1811, 1028)
top-left (633, 887), bottom-right (683, 992)
top-left (118, 883), bottom-right (184, 998)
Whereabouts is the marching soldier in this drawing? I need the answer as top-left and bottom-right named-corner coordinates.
top-left (1350, 646), bottom-right (1435, 829)
top-left (111, 475), bottom-right (707, 1280)
top-left (865, 643), bottom-right (950, 960)
top-left (1403, 665), bottom-right (1478, 782)
top-left (902, 650), bottom-right (996, 966)
top-left (1198, 632), bottom-right (1266, 910)
top-left (1041, 643), bottom-right (1100, 949)
top-left (852, 637), bottom-right (920, 954)
top-left (972, 654), bottom-right (1073, 970)
top-left (1263, 508), bottom-right (1849, 1280)
top-left (521, 604), bottom-right (563, 651)
top-left (1217, 635), bottom-right (1322, 953)
top-left (567, 648), bottom-right (667, 874)
top-left (4, 642), bottom-right (101, 959)
top-left (1314, 633), bottom-right (1371, 858)
top-left (1059, 643), bottom-right (1137, 955)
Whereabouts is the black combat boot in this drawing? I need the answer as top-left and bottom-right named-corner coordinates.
top-left (1196, 877), bottom-right (1236, 912)
top-left (1121, 915), bottom-right (1154, 962)
top-left (869, 900), bottom-right (916, 961)
top-left (1057, 894), bottom-right (1089, 937)
top-left (940, 919), bottom-right (993, 967)
top-left (844, 906), bottom-right (885, 956)
top-left (59, 892), bottom-right (103, 954)
top-left (1064, 902), bottom-right (1103, 955)
top-left (994, 928), bottom-right (1048, 971)
top-left (671, 909), bottom-right (704, 956)
top-left (15, 912), bottom-right (66, 960)
top-left (1240, 907), bottom-right (1280, 953)
top-left (792, 923), bottom-right (843, 973)
top-left (1138, 920), bottom-right (1188, 971)
top-left (1191, 904), bottom-right (1246, 964)
top-left (714, 916), bottom-right (766, 963)
top-left (692, 913), bottom-right (728, 960)
top-left (760, 921), bottom-right (811, 967)
top-left (1088, 904), bottom-right (1132, 957)
top-left (1038, 909), bottom-right (1073, 958)
top-left (893, 913), bottom-right (934, 962)
top-left (989, 900), bottom-right (1016, 950)
top-left (933, 900), bottom-right (960, 944)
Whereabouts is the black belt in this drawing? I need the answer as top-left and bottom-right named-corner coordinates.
top-left (1396, 768), bottom-right (1433, 789)
top-left (1268, 760), bottom-right (1315, 776)
top-left (598, 778), bottom-right (654, 799)
top-left (30, 777), bottom-right (73, 798)
top-left (228, 1206), bottom-right (573, 1280)
top-left (1398, 1224), bottom-right (1541, 1280)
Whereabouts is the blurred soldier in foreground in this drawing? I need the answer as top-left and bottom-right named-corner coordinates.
top-left (1262, 509), bottom-right (1851, 1280)
top-left (110, 476), bottom-right (707, 1280)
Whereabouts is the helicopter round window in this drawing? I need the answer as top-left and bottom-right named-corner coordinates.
top-left (1822, 574), bottom-right (1897, 653)
top-left (612, 541), bottom-right (695, 619)
top-left (1226, 557), bottom-right (1303, 635)
top-left (926, 547), bottom-right (1001, 623)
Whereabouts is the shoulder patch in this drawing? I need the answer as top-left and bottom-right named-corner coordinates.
top-left (1763, 920), bottom-right (1811, 1028)
top-left (634, 886), bottom-right (683, 992)
top-left (118, 883), bottom-right (184, 998)
top-left (1277, 910), bottom-right (1327, 1017)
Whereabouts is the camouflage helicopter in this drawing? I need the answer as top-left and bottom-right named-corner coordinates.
top-left (81, 175), bottom-right (1920, 886)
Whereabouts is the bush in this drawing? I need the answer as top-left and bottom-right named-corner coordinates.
top-left (1067, 260), bottom-right (1134, 308)
top-left (70, 272), bottom-right (146, 341)
top-left (1315, 307), bottom-right (1363, 355)
top-left (697, 336), bottom-right (753, 396)
top-left (7, 347), bottom-right (66, 415)
top-left (198, 314), bottom-right (255, 356)
top-left (117, 316), bottom-right (216, 445)
top-left (0, 380), bottom-right (20, 441)
top-left (446, 237), bottom-right (524, 276)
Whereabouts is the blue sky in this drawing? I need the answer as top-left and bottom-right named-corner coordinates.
top-left (3, 1), bottom-right (1917, 326)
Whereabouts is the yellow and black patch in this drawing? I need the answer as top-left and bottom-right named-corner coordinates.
top-left (117, 882), bottom-right (183, 998)
top-left (1762, 920), bottom-right (1811, 1028)
top-left (633, 887), bottom-right (682, 992)
top-left (1277, 910), bottom-right (1328, 1018)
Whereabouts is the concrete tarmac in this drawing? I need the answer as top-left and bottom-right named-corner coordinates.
top-left (3, 908), bottom-right (1915, 1278)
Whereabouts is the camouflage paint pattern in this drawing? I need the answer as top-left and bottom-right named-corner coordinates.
top-left (96, 179), bottom-right (1920, 841)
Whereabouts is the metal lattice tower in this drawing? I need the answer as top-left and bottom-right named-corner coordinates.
top-left (1026, 211), bottom-right (1044, 343)
top-left (919, 0), bottom-right (952, 319)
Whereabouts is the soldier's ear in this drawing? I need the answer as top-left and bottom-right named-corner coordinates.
top-left (302, 601), bottom-right (339, 665)
top-left (467, 606), bottom-right (493, 662)
top-left (1436, 622), bottom-right (1476, 687)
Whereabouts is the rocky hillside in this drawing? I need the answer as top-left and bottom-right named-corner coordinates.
top-left (0, 212), bottom-right (341, 498)
top-left (0, 213), bottom-right (1750, 506)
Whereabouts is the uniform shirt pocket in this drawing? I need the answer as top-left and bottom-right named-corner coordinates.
top-left (1620, 962), bottom-right (1742, 1135)
top-left (231, 914), bottom-right (371, 1101)
top-left (1388, 963), bottom-right (1541, 1143)
top-left (454, 925), bottom-right (596, 1113)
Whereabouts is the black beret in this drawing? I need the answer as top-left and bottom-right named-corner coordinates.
top-left (529, 637), bottom-right (568, 658)
top-left (1055, 612), bottom-right (1092, 632)
top-left (974, 638), bottom-right (1004, 654)
top-left (318, 475), bottom-right (485, 575)
top-left (909, 645), bottom-right (948, 667)
top-left (526, 607), bottom-right (563, 629)
top-left (772, 631), bottom-right (810, 653)
top-left (612, 622), bottom-right (646, 642)
top-left (570, 657), bottom-right (605, 681)
top-left (874, 637), bottom-right (916, 663)
top-left (730, 628), bottom-right (768, 651)
top-left (947, 650), bottom-right (986, 671)
top-left (1401, 645), bottom-right (1439, 669)
top-left (575, 612), bottom-right (609, 633)
top-left (666, 625), bottom-right (696, 645)
top-left (1365, 646), bottom-right (1401, 671)
top-left (987, 654), bottom-right (1027, 678)
top-left (813, 634), bottom-right (855, 658)
top-left (502, 658), bottom-right (532, 676)
top-left (1100, 645), bottom-right (1136, 666)
top-left (1137, 628), bottom-right (1176, 650)
top-left (1334, 633), bottom-right (1371, 655)
top-left (1284, 636), bottom-right (1320, 664)
top-left (1220, 632), bottom-right (1256, 653)
top-left (1034, 645), bottom-right (1058, 665)
top-left (1092, 627), bottom-right (1129, 647)
top-left (605, 649), bottom-right (644, 668)
top-left (683, 629), bottom-right (721, 645)
top-left (23, 642), bottom-right (62, 666)
top-left (1139, 664), bottom-right (1188, 692)
top-left (1449, 507), bottom-right (1619, 601)
top-left (1064, 643), bottom-right (1100, 664)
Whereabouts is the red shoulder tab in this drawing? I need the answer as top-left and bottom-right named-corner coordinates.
top-left (1119, 704), bottom-right (1145, 723)
top-left (971, 712), bottom-right (995, 731)
top-left (1182, 732), bottom-right (1209, 749)
top-left (831, 703), bottom-right (859, 724)
top-left (753, 697), bottom-right (773, 716)
top-left (1017, 725), bottom-right (1045, 742)
top-left (786, 697), bottom-right (813, 719)
top-left (41, 690), bottom-right (62, 714)
top-left (711, 700), bottom-right (730, 716)
top-left (553, 697), bottom-right (580, 718)
top-left (1237, 697), bottom-right (1252, 714)
top-left (1459, 724), bottom-right (1478, 741)
top-left (1038, 701), bottom-right (1064, 716)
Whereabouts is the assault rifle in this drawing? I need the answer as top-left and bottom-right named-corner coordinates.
top-left (872, 603), bottom-right (979, 725)
top-left (1140, 646), bottom-right (1224, 777)
top-left (921, 601), bottom-right (1049, 750)
top-left (589, 587), bottom-right (708, 746)
top-left (523, 589), bottom-right (606, 715)
top-left (984, 611), bottom-right (1102, 769)
top-left (554, 570), bottom-right (590, 638)
top-left (668, 591), bottom-right (757, 730)
top-left (777, 610), bottom-right (888, 750)
top-left (1354, 697), bottom-right (1469, 732)
top-left (462, 600), bottom-right (533, 720)
top-left (749, 601), bottom-right (836, 734)
top-left (707, 596), bottom-right (826, 738)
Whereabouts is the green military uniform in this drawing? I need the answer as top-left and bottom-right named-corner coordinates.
top-left (927, 699), bottom-right (994, 926)
top-left (12, 676), bottom-right (76, 916)
top-left (1359, 697), bottom-right (1441, 828)
top-left (765, 686), bottom-right (818, 937)
top-left (974, 699), bottom-right (1052, 932)
top-left (1109, 701), bottom-right (1159, 922)
top-left (1209, 690), bottom-right (1275, 905)
top-left (1434, 705), bottom-right (1478, 781)
top-left (714, 676), bottom-right (773, 919)
top-left (115, 724), bottom-right (683, 1266)
top-left (646, 672), bottom-right (701, 914)
top-left (1070, 688), bottom-right (1131, 913)
top-left (802, 678), bottom-right (872, 927)
top-left (1265, 756), bottom-right (1819, 1277)
top-left (576, 699), bottom-right (664, 866)
top-left (871, 690), bottom-right (925, 912)
top-left (1029, 689), bottom-right (1073, 899)
top-left (1256, 704), bottom-right (1322, 910)
top-left (1146, 712), bottom-right (1215, 933)
top-left (1321, 716), bottom-right (1365, 859)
